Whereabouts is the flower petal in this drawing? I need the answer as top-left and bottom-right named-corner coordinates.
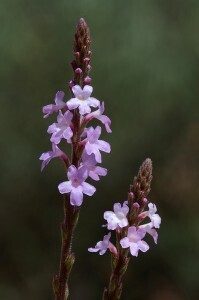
top-left (82, 182), bottom-right (96, 196)
top-left (137, 240), bottom-right (149, 252)
top-left (82, 85), bottom-right (93, 99)
top-left (98, 140), bottom-right (111, 153)
top-left (79, 102), bottom-right (91, 115)
top-left (129, 243), bottom-right (139, 256)
top-left (67, 98), bottom-right (80, 110)
top-left (70, 187), bottom-right (83, 206)
top-left (58, 181), bottom-right (72, 194)
top-left (120, 237), bottom-right (130, 249)
top-left (72, 85), bottom-right (83, 98)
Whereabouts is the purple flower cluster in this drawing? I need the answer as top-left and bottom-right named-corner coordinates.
top-left (88, 201), bottom-right (161, 257)
top-left (40, 84), bottom-right (111, 206)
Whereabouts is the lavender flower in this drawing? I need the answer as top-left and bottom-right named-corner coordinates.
top-left (85, 126), bottom-right (111, 163)
top-left (104, 202), bottom-right (129, 230)
top-left (81, 152), bottom-right (107, 181)
top-left (120, 226), bottom-right (149, 257)
top-left (47, 110), bottom-right (73, 145)
top-left (67, 85), bottom-right (100, 115)
top-left (43, 91), bottom-right (66, 118)
top-left (148, 202), bottom-right (161, 228)
top-left (58, 165), bottom-right (96, 206)
top-left (39, 143), bottom-right (67, 171)
top-left (88, 233), bottom-right (111, 255)
top-left (140, 223), bottom-right (158, 244)
top-left (86, 102), bottom-right (112, 133)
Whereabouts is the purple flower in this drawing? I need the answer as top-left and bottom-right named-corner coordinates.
top-left (67, 85), bottom-right (100, 115)
top-left (47, 111), bottom-right (73, 145)
top-left (85, 126), bottom-right (111, 163)
top-left (88, 233), bottom-right (111, 255)
top-left (43, 91), bottom-right (66, 118)
top-left (120, 226), bottom-right (149, 257)
top-left (140, 223), bottom-right (158, 244)
top-left (104, 202), bottom-right (129, 230)
top-left (86, 102), bottom-right (112, 133)
top-left (81, 152), bottom-right (107, 181)
top-left (148, 203), bottom-right (161, 229)
top-left (58, 165), bottom-right (96, 206)
top-left (39, 143), bottom-right (66, 171)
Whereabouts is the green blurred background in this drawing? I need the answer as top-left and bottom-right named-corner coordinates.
top-left (0, 0), bottom-right (199, 299)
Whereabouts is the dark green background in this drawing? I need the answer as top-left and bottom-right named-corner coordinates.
top-left (1, 1), bottom-right (198, 299)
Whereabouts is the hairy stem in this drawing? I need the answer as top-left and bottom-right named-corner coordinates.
top-left (53, 197), bottom-right (80, 300)
top-left (103, 231), bottom-right (130, 300)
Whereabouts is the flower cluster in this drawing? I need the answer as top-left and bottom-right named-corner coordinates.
top-left (40, 85), bottom-right (111, 206)
top-left (88, 200), bottom-right (161, 257)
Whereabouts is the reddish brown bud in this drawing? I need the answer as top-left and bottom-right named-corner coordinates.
top-left (130, 158), bottom-right (153, 202)
top-left (72, 18), bottom-right (92, 85)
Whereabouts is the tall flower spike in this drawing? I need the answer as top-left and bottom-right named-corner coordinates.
top-left (40, 18), bottom-right (111, 300)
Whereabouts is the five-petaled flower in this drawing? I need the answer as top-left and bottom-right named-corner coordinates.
top-left (120, 226), bottom-right (149, 257)
top-left (86, 102), bottom-right (112, 133)
top-left (43, 91), bottom-right (66, 118)
top-left (67, 85), bottom-right (100, 115)
top-left (104, 202), bottom-right (129, 230)
top-left (47, 111), bottom-right (73, 145)
top-left (81, 152), bottom-right (107, 181)
top-left (88, 233), bottom-right (111, 255)
top-left (148, 203), bottom-right (161, 228)
top-left (140, 223), bottom-right (158, 244)
top-left (85, 126), bottom-right (111, 163)
top-left (39, 143), bottom-right (67, 171)
top-left (58, 165), bottom-right (96, 206)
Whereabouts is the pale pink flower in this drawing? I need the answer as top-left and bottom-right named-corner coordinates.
top-left (148, 203), bottom-right (161, 228)
top-left (86, 102), bottom-right (112, 133)
top-left (85, 126), bottom-right (111, 163)
top-left (81, 152), bottom-right (107, 181)
top-left (47, 111), bottom-right (73, 145)
top-left (58, 165), bottom-right (96, 206)
top-left (120, 226), bottom-right (149, 257)
top-left (39, 143), bottom-right (66, 171)
top-left (88, 233), bottom-right (111, 255)
top-left (67, 85), bottom-right (100, 115)
top-left (140, 223), bottom-right (158, 244)
top-left (43, 91), bottom-right (66, 118)
top-left (104, 202), bottom-right (129, 230)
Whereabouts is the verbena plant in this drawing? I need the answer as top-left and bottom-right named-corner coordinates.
top-left (40, 18), bottom-right (161, 300)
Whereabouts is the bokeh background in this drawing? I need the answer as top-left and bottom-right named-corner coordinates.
top-left (1, 1), bottom-right (199, 299)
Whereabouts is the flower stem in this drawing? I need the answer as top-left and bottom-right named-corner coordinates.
top-left (52, 18), bottom-right (91, 299)
top-left (53, 197), bottom-right (79, 300)
top-left (103, 231), bottom-right (130, 300)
